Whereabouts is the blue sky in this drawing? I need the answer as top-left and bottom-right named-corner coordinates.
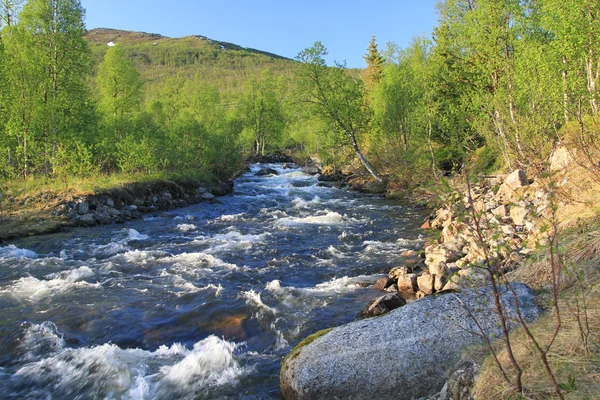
top-left (80, 0), bottom-right (439, 68)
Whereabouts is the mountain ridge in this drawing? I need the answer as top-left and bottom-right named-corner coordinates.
top-left (85, 27), bottom-right (292, 62)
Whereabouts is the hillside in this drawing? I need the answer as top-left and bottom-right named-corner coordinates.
top-left (85, 28), bottom-right (298, 97)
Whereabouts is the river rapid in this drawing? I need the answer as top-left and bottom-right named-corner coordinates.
top-left (0, 163), bottom-right (428, 399)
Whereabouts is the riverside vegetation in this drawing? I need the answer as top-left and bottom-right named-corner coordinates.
top-left (1, 0), bottom-right (600, 398)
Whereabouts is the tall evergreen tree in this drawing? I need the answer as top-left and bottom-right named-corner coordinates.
top-left (362, 35), bottom-right (385, 95)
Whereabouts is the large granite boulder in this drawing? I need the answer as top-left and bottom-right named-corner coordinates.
top-left (280, 282), bottom-right (540, 400)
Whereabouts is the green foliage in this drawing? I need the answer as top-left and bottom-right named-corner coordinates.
top-left (96, 44), bottom-right (143, 119)
top-left (470, 146), bottom-right (504, 176)
top-left (296, 42), bottom-right (383, 181)
top-left (1, 0), bottom-right (92, 178)
top-left (239, 70), bottom-right (287, 156)
top-left (53, 141), bottom-right (98, 178)
top-left (434, 146), bottom-right (463, 173)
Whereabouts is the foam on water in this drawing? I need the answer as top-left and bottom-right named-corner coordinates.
top-left (5, 333), bottom-right (247, 399)
top-left (162, 252), bottom-right (239, 271)
top-left (155, 336), bottom-right (246, 394)
top-left (362, 240), bottom-right (403, 253)
top-left (292, 195), bottom-right (321, 209)
top-left (210, 212), bottom-right (247, 223)
top-left (92, 242), bottom-right (130, 257)
top-left (242, 290), bottom-right (277, 316)
top-left (326, 245), bottom-right (349, 258)
top-left (275, 211), bottom-right (345, 226)
top-left (175, 223), bottom-right (197, 232)
top-left (266, 275), bottom-right (372, 296)
top-left (168, 275), bottom-right (224, 297)
top-left (192, 230), bottom-right (270, 253)
top-left (121, 250), bottom-right (161, 265)
top-left (121, 229), bottom-right (150, 242)
top-left (2, 266), bottom-right (100, 302)
top-left (0, 245), bottom-right (37, 259)
top-left (19, 322), bottom-right (66, 361)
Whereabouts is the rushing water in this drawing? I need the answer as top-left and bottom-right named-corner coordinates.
top-left (0, 163), bottom-right (428, 399)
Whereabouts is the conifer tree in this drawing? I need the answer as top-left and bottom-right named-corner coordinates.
top-left (362, 35), bottom-right (385, 95)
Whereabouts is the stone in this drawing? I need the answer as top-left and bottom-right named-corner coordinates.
top-left (78, 214), bottom-right (96, 226)
top-left (255, 168), bottom-right (278, 176)
top-left (106, 198), bottom-right (114, 207)
top-left (304, 166), bottom-right (320, 175)
top-left (429, 262), bottom-right (450, 291)
top-left (436, 359), bottom-right (480, 400)
top-left (196, 187), bottom-right (208, 194)
top-left (401, 250), bottom-right (417, 257)
top-left (435, 274), bottom-right (448, 292)
top-left (473, 199), bottom-right (486, 214)
top-left (496, 169), bottom-right (528, 201)
top-left (280, 283), bottom-right (540, 400)
top-left (397, 275), bottom-right (417, 294)
top-left (373, 277), bottom-right (394, 291)
top-left (425, 245), bottom-right (462, 270)
top-left (389, 266), bottom-right (410, 280)
top-left (201, 192), bottom-right (216, 200)
top-left (421, 219), bottom-right (431, 229)
top-left (501, 224), bottom-right (515, 236)
top-left (76, 202), bottom-right (89, 215)
top-left (385, 284), bottom-right (399, 293)
top-left (211, 181), bottom-right (234, 196)
top-left (417, 272), bottom-right (435, 295)
top-left (493, 205), bottom-right (508, 219)
top-left (108, 207), bottom-right (120, 217)
top-left (362, 293), bottom-right (406, 318)
top-left (505, 169), bottom-right (529, 188)
top-left (431, 209), bottom-right (451, 229)
top-left (441, 222), bottom-right (459, 244)
top-left (429, 261), bottom-right (448, 279)
top-left (510, 205), bottom-right (529, 226)
top-left (549, 146), bottom-right (574, 171)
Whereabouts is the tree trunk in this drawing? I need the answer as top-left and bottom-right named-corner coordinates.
top-left (563, 56), bottom-right (569, 123)
top-left (427, 116), bottom-right (438, 178)
top-left (347, 131), bottom-right (383, 183)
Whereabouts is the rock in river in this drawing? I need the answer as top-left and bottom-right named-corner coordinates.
top-left (255, 168), bottom-right (278, 176)
top-left (280, 282), bottom-right (540, 400)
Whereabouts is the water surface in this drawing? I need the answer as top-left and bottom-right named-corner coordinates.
top-left (0, 163), bottom-right (427, 399)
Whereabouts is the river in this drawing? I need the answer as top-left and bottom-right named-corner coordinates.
top-left (0, 163), bottom-right (428, 399)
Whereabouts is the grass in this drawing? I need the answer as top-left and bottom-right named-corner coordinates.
top-left (473, 210), bottom-right (600, 398)
top-left (473, 288), bottom-right (600, 399)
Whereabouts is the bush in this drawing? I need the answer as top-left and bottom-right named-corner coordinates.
top-left (470, 145), bottom-right (504, 176)
top-left (434, 146), bottom-right (464, 173)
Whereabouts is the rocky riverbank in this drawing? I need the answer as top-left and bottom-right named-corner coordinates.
top-left (62, 180), bottom-right (233, 227)
top-left (376, 168), bottom-right (551, 303)
top-left (0, 179), bottom-right (233, 242)
top-left (280, 166), bottom-right (560, 399)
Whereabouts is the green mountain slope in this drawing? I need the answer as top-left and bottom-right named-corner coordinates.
top-left (85, 28), bottom-right (297, 96)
